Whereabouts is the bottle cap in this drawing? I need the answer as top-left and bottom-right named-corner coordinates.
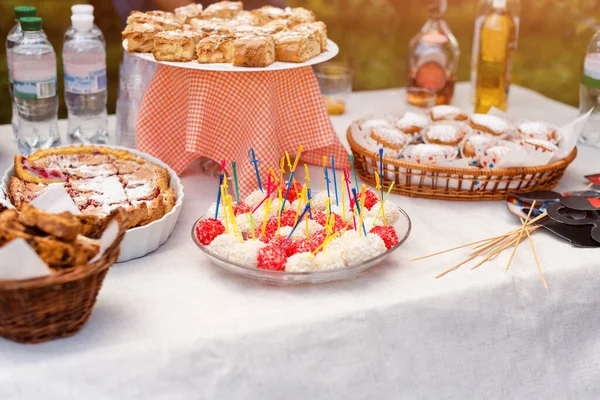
top-left (71, 14), bottom-right (94, 32)
top-left (14, 6), bottom-right (36, 20)
top-left (493, 0), bottom-right (507, 8)
top-left (20, 17), bottom-right (43, 32)
top-left (71, 4), bottom-right (94, 15)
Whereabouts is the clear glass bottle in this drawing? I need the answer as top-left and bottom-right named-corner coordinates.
top-left (470, 0), bottom-right (520, 104)
top-left (12, 17), bottom-right (60, 155)
top-left (579, 30), bottom-right (600, 148)
top-left (474, 0), bottom-right (517, 114)
top-left (406, 0), bottom-right (460, 107)
top-left (63, 14), bottom-right (108, 144)
top-left (6, 6), bottom-right (38, 140)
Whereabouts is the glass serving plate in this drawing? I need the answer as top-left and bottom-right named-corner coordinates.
top-left (191, 207), bottom-right (412, 285)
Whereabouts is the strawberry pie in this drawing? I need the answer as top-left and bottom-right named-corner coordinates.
top-left (8, 146), bottom-right (176, 229)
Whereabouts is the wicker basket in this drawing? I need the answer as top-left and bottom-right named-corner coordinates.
top-left (347, 128), bottom-right (578, 201)
top-left (0, 211), bottom-right (127, 344)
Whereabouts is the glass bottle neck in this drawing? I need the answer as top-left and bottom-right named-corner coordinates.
top-left (428, 0), bottom-right (447, 19)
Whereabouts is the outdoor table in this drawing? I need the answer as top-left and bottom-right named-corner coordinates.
top-left (1, 83), bottom-right (599, 400)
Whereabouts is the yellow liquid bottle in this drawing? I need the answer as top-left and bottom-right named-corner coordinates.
top-left (474, 0), bottom-right (516, 113)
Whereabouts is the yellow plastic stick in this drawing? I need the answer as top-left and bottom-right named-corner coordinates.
top-left (310, 232), bottom-right (339, 257)
top-left (291, 145), bottom-right (304, 172)
top-left (358, 184), bottom-right (366, 237)
top-left (248, 210), bottom-right (256, 240)
top-left (262, 197), bottom-right (271, 236)
top-left (304, 164), bottom-right (311, 190)
top-left (372, 182), bottom-right (395, 223)
top-left (221, 185), bottom-right (229, 234)
top-left (374, 171), bottom-right (387, 225)
top-left (277, 187), bottom-right (283, 237)
top-left (279, 157), bottom-right (285, 186)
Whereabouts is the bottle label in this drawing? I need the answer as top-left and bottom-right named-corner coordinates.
top-left (583, 54), bottom-right (600, 89)
top-left (64, 65), bottom-right (107, 94)
top-left (13, 78), bottom-right (57, 100)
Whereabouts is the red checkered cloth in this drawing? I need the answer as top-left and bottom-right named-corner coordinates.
top-left (136, 64), bottom-right (350, 195)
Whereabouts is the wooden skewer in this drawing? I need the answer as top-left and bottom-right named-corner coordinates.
top-left (471, 226), bottom-right (540, 270)
top-left (584, 182), bottom-right (595, 190)
top-left (522, 218), bottom-right (547, 288)
top-left (435, 254), bottom-right (478, 279)
top-left (411, 235), bottom-right (509, 262)
top-left (505, 201), bottom-right (537, 273)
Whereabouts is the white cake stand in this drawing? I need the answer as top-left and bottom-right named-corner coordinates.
top-left (122, 39), bottom-right (339, 72)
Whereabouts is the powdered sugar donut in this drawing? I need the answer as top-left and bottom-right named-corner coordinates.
top-left (395, 112), bottom-right (430, 143)
top-left (517, 121), bottom-right (559, 144)
top-left (403, 144), bottom-right (459, 165)
top-left (422, 122), bottom-right (469, 146)
top-left (461, 134), bottom-right (496, 166)
top-left (429, 105), bottom-right (468, 122)
top-left (469, 114), bottom-right (511, 137)
top-left (370, 126), bottom-right (411, 158)
top-left (520, 138), bottom-right (558, 154)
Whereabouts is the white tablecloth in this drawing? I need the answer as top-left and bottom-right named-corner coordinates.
top-left (1, 83), bottom-right (600, 400)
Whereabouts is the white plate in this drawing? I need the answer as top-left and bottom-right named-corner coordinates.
top-left (1, 146), bottom-right (184, 263)
top-left (122, 39), bottom-right (339, 72)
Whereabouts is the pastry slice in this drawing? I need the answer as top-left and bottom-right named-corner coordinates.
top-left (196, 35), bottom-right (235, 63)
top-left (19, 203), bottom-right (82, 242)
top-left (292, 21), bottom-right (327, 51)
top-left (285, 7), bottom-right (316, 24)
top-left (122, 23), bottom-right (162, 53)
top-left (232, 35), bottom-right (276, 67)
top-left (189, 18), bottom-right (232, 35)
top-left (174, 3), bottom-right (203, 23)
top-left (233, 10), bottom-right (261, 26)
top-left (252, 5), bottom-right (286, 24)
top-left (152, 30), bottom-right (205, 62)
top-left (273, 31), bottom-right (320, 62)
top-left (126, 11), bottom-right (182, 30)
top-left (8, 177), bottom-right (50, 209)
top-left (259, 19), bottom-right (291, 35)
top-left (201, 1), bottom-right (243, 19)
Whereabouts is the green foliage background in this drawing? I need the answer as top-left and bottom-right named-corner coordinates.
top-left (0, 0), bottom-right (599, 125)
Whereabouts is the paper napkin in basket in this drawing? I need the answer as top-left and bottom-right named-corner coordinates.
top-left (0, 239), bottom-right (52, 280)
top-left (0, 186), bottom-right (121, 280)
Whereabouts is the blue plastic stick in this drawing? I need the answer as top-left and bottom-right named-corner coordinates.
top-left (378, 148), bottom-right (384, 201)
top-left (280, 171), bottom-right (295, 216)
top-left (281, 204), bottom-right (311, 250)
top-left (351, 188), bottom-right (367, 236)
top-left (331, 155), bottom-right (339, 206)
top-left (215, 173), bottom-right (224, 220)
top-left (248, 148), bottom-right (263, 192)
top-left (324, 165), bottom-right (332, 214)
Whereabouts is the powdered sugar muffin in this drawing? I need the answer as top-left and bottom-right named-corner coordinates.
top-left (403, 144), bottom-right (459, 165)
top-left (520, 138), bottom-right (559, 154)
top-left (422, 122), bottom-right (468, 146)
top-left (461, 134), bottom-right (496, 166)
top-left (516, 121), bottom-right (559, 144)
top-left (477, 145), bottom-right (511, 169)
top-left (469, 114), bottom-right (511, 137)
top-left (395, 112), bottom-right (429, 143)
top-left (370, 126), bottom-right (411, 158)
top-left (429, 105), bottom-right (468, 122)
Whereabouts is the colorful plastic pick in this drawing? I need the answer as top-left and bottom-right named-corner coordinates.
top-left (248, 148), bottom-right (263, 192)
top-left (304, 164), bottom-right (311, 190)
top-left (215, 173), bottom-right (224, 220)
top-left (324, 164), bottom-right (331, 213)
top-left (349, 154), bottom-right (359, 192)
top-left (262, 197), bottom-right (271, 237)
top-left (280, 171), bottom-right (295, 215)
top-left (378, 148), bottom-right (384, 201)
top-left (358, 184), bottom-right (367, 237)
top-left (331, 155), bottom-right (339, 206)
top-left (374, 171), bottom-right (387, 225)
top-left (281, 204), bottom-right (311, 250)
top-left (340, 172), bottom-right (346, 223)
top-left (277, 188), bottom-right (283, 237)
top-left (352, 187), bottom-right (367, 236)
top-left (343, 169), bottom-right (357, 229)
top-left (373, 182), bottom-right (395, 223)
top-left (307, 188), bottom-right (313, 219)
top-left (231, 161), bottom-right (241, 203)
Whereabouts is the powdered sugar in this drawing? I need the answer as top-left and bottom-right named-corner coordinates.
top-left (396, 112), bottom-right (429, 129)
top-left (470, 114), bottom-right (510, 134)
top-left (430, 105), bottom-right (465, 120)
top-left (517, 121), bottom-right (557, 142)
top-left (371, 127), bottom-right (409, 146)
top-left (423, 123), bottom-right (464, 144)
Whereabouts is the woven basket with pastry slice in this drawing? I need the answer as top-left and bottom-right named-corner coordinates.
top-left (0, 206), bottom-right (127, 344)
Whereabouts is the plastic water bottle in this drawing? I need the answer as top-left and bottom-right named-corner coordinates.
top-left (63, 14), bottom-right (108, 144)
top-left (6, 6), bottom-right (38, 139)
top-left (579, 29), bottom-right (600, 148)
top-left (115, 51), bottom-right (156, 148)
top-left (12, 17), bottom-right (60, 155)
top-left (64, 4), bottom-right (105, 44)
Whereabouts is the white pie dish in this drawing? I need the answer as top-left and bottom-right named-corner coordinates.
top-left (0, 145), bottom-right (184, 263)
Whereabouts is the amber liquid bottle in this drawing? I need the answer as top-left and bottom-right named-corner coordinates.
top-left (474, 0), bottom-right (517, 113)
top-left (406, 0), bottom-right (460, 106)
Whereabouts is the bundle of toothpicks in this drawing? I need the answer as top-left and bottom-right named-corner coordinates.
top-left (411, 201), bottom-right (548, 288)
